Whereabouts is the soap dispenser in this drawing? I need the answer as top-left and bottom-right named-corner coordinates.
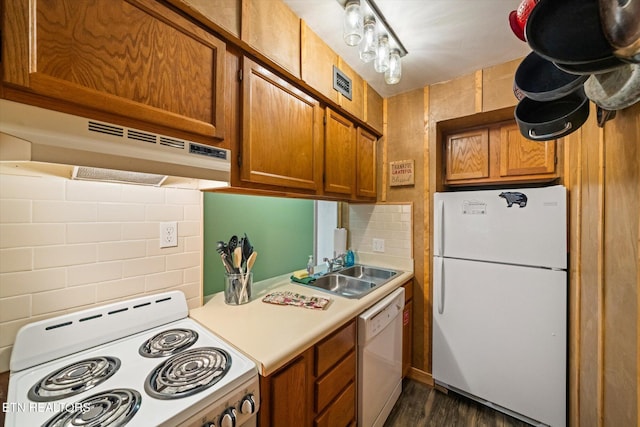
top-left (307, 255), bottom-right (314, 275)
top-left (345, 249), bottom-right (355, 267)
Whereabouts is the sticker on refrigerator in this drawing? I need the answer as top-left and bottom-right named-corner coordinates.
top-left (462, 200), bottom-right (486, 215)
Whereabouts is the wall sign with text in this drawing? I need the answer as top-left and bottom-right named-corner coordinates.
top-left (389, 160), bottom-right (414, 187)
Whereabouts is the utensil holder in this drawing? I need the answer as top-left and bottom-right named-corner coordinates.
top-left (224, 273), bottom-right (252, 305)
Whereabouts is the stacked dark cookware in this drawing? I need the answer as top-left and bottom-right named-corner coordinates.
top-left (509, 0), bottom-right (640, 140)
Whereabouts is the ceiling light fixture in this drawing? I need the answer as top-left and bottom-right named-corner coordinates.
top-left (338, 0), bottom-right (407, 85)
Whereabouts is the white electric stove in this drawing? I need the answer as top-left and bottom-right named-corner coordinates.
top-left (5, 291), bottom-right (259, 427)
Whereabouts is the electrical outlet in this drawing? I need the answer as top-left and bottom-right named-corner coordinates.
top-left (160, 221), bottom-right (178, 248)
top-left (372, 238), bottom-right (385, 253)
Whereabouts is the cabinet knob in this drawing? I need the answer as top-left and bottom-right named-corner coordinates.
top-left (220, 408), bottom-right (237, 427)
top-left (240, 394), bottom-right (256, 414)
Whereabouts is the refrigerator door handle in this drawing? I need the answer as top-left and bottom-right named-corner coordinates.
top-left (435, 257), bottom-right (445, 314)
top-left (435, 199), bottom-right (444, 257)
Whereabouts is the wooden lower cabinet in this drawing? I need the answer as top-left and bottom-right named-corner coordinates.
top-left (259, 320), bottom-right (356, 427)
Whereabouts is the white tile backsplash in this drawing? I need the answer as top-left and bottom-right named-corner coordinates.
top-left (348, 203), bottom-right (413, 259)
top-left (0, 173), bottom-right (204, 372)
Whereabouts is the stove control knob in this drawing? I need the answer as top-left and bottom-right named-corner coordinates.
top-left (220, 408), bottom-right (237, 427)
top-left (202, 422), bottom-right (215, 427)
top-left (240, 394), bottom-right (256, 414)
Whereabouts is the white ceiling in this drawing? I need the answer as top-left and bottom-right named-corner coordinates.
top-left (281, 0), bottom-right (532, 98)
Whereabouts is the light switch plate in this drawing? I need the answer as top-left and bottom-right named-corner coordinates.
top-left (372, 238), bottom-right (385, 253)
top-left (160, 221), bottom-right (178, 248)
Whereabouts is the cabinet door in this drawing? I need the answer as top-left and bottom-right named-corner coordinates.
top-left (324, 109), bottom-right (356, 195)
top-left (500, 123), bottom-right (556, 177)
top-left (445, 128), bottom-right (490, 181)
top-left (2, 0), bottom-right (225, 140)
top-left (241, 58), bottom-right (323, 190)
top-left (241, 0), bottom-right (301, 78)
top-left (261, 353), bottom-right (310, 427)
top-left (356, 127), bottom-right (377, 198)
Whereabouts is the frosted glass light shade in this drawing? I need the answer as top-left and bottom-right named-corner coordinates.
top-left (385, 49), bottom-right (401, 84)
top-left (343, 0), bottom-right (363, 46)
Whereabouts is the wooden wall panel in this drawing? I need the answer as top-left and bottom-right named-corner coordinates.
top-left (481, 58), bottom-right (521, 113)
top-left (602, 103), bottom-right (639, 427)
top-left (428, 73), bottom-right (477, 122)
top-left (385, 89), bottom-right (427, 372)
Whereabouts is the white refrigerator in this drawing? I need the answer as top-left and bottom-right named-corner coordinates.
top-left (432, 185), bottom-right (567, 427)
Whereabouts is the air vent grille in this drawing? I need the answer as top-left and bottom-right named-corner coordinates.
top-left (159, 136), bottom-right (185, 150)
top-left (88, 121), bottom-right (124, 137)
top-left (127, 129), bottom-right (157, 144)
top-left (333, 66), bottom-right (352, 100)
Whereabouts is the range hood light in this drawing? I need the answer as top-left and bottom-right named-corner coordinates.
top-left (72, 166), bottom-right (168, 186)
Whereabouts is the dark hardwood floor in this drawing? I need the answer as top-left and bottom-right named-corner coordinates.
top-left (384, 379), bottom-right (532, 427)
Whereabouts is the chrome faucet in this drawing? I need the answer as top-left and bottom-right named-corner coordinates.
top-left (323, 253), bottom-right (345, 273)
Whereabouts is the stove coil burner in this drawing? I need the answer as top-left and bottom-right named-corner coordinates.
top-left (28, 356), bottom-right (120, 402)
top-left (43, 388), bottom-right (141, 427)
top-left (145, 347), bottom-right (231, 399)
top-left (139, 328), bottom-right (199, 358)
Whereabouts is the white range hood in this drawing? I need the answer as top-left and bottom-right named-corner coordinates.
top-left (0, 99), bottom-right (231, 187)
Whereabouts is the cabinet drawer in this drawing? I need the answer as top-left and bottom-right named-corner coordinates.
top-left (314, 381), bottom-right (356, 427)
top-left (315, 351), bottom-right (356, 413)
top-left (315, 321), bottom-right (356, 376)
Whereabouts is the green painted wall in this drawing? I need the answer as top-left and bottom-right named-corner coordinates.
top-left (203, 193), bottom-right (314, 296)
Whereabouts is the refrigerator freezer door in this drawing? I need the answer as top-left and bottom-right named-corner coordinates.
top-left (434, 185), bottom-right (567, 269)
top-left (432, 257), bottom-right (567, 427)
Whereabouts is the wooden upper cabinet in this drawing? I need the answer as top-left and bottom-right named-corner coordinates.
top-left (325, 108), bottom-right (357, 195)
top-left (356, 127), bottom-right (377, 198)
top-left (2, 0), bottom-right (226, 140)
top-left (365, 84), bottom-right (384, 133)
top-left (241, 0), bottom-right (301, 78)
top-left (500, 123), bottom-right (556, 177)
top-left (166, 0), bottom-right (241, 38)
top-left (240, 57), bottom-right (322, 190)
top-left (336, 58), bottom-right (364, 120)
top-left (301, 21), bottom-right (340, 104)
top-left (445, 128), bottom-right (490, 181)
top-left (445, 122), bottom-right (558, 186)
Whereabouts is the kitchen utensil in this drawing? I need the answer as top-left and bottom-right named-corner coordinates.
top-left (553, 56), bottom-right (627, 76)
top-left (216, 241), bottom-right (235, 273)
top-left (599, 0), bottom-right (640, 62)
top-left (228, 235), bottom-right (238, 254)
top-left (526, 0), bottom-right (616, 65)
top-left (584, 62), bottom-right (640, 110)
top-left (240, 251), bottom-right (257, 303)
top-left (242, 233), bottom-right (254, 262)
top-left (515, 87), bottom-right (590, 141)
top-left (509, 0), bottom-right (539, 41)
top-left (515, 51), bottom-right (589, 101)
top-left (233, 246), bottom-right (243, 273)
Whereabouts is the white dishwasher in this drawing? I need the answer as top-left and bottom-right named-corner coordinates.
top-left (358, 287), bottom-right (405, 427)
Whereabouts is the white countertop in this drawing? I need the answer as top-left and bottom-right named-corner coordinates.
top-left (189, 258), bottom-right (413, 376)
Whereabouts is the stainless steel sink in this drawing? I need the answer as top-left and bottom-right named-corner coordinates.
top-left (299, 265), bottom-right (398, 299)
top-left (338, 265), bottom-right (397, 283)
top-left (310, 274), bottom-right (377, 299)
